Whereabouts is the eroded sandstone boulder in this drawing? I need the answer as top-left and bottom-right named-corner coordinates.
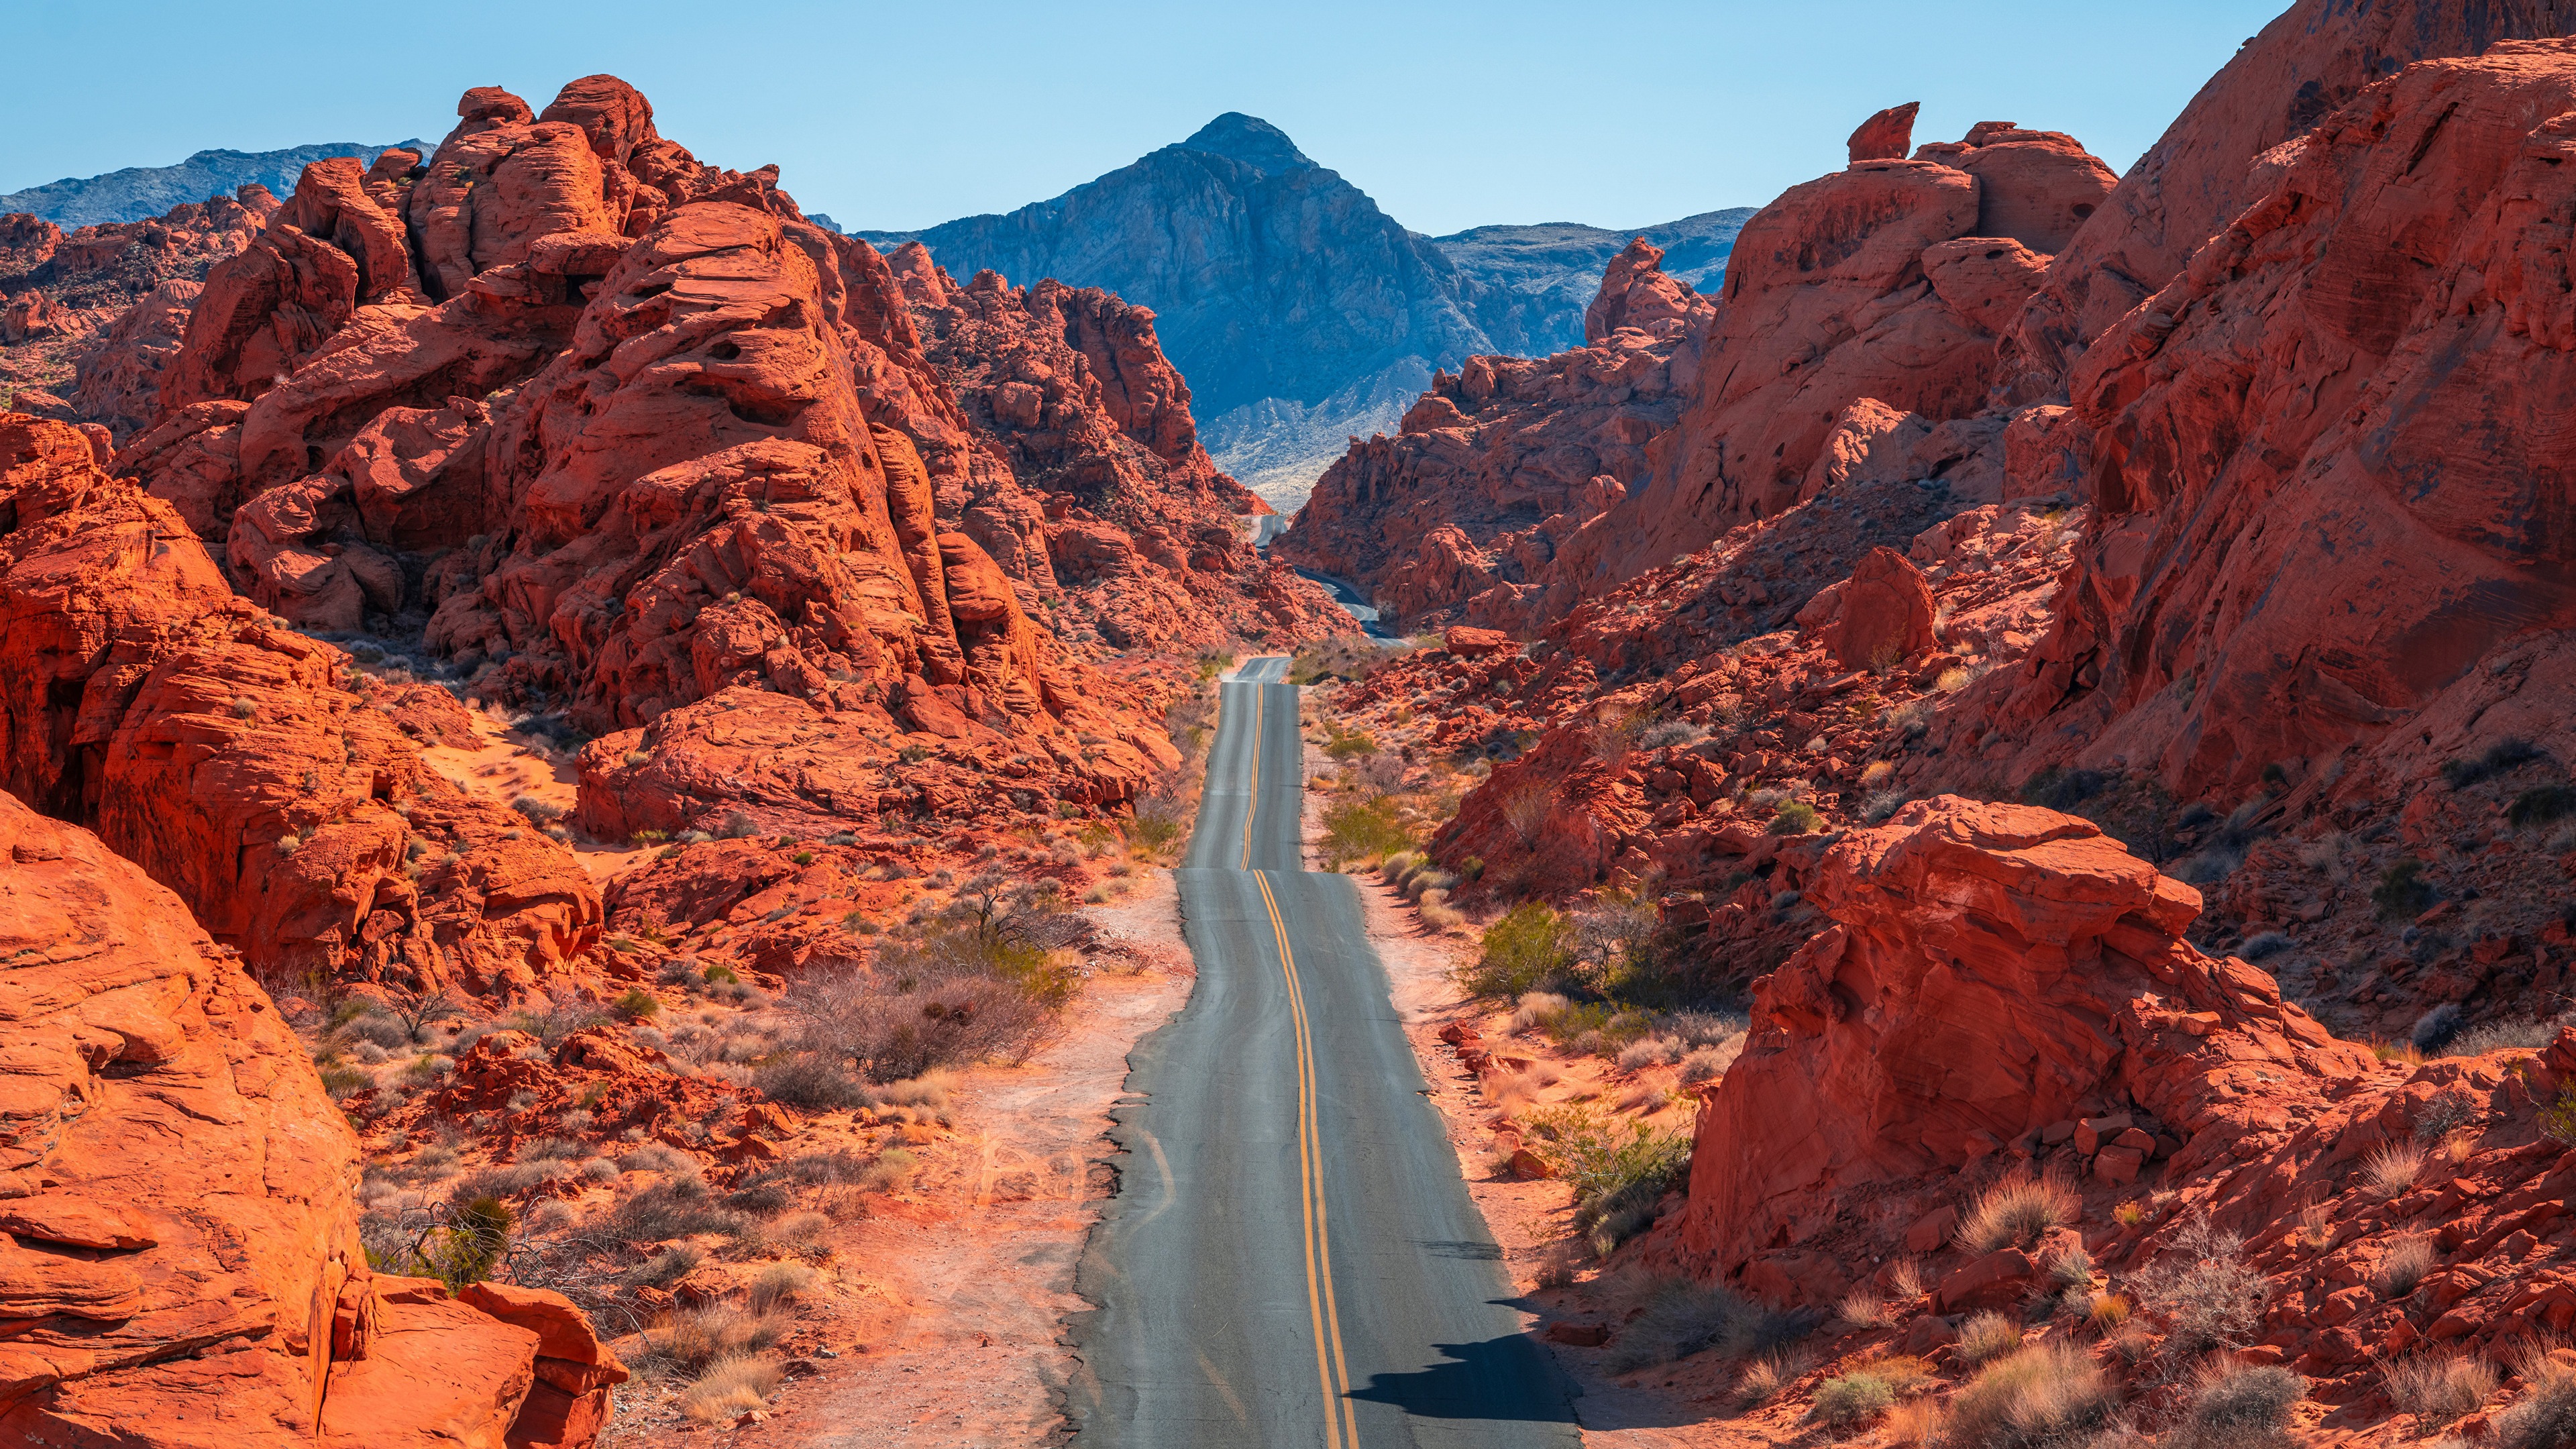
top-left (0, 791), bottom-right (612, 1444)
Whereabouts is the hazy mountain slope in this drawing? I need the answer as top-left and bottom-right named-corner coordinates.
top-left (866, 115), bottom-right (1741, 508)
top-left (1, 142), bottom-right (428, 226)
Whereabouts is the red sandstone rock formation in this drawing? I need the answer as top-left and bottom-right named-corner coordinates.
top-left (1988, 41), bottom-right (2576, 801)
top-left (0, 789), bottom-right (614, 1443)
top-left (887, 250), bottom-right (1341, 651)
top-left (1681, 796), bottom-right (2371, 1275)
top-left (1997, 0), bottom-right (2576, 406)
top-left (1275, 239), bottom-right (1711, 629)
top-left (0, 413), bottom-right (600, 993)
top-left (0, 189), bottom-right (276, 432)
top-left (1549, 119), bottom-right (2112, 594)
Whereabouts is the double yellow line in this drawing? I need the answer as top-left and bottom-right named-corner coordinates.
top-left (1237, 674), bottom-right (1360, 1449)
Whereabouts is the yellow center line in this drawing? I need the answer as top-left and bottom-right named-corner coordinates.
top-left (1260, 867), bottom-right (1358, 1449)
top-left (1233, 665), bottom-right (1360, 1448)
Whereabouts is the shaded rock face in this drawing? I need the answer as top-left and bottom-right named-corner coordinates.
top-left (0, 414), bottom-right (600, 994)
top-left (888, 251), bottom-right (1343, 652)
top-left (1682, 796), bottom-right (2369, 1274)
top-left (1994, 40), bottom-right (2576, 800)
top-left (1274, 239), bottom-right (1712, 631)
top-left (1998, 0), bottom-right (2576, 405)
top-left (0, 789), bottom-right (610, 1444)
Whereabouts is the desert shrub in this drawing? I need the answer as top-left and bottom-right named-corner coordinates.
top-left (1677, 1038), bottom-right (1744, 1085)
top-left (1320, 795), bottom-right (1412, 867)
top-left (750, 1054), bottom-right (873, 1110)
top-left (1737, 1354), bottom-right (1794, 1405)
top-left (2493, 1350), bottom-right (2576, 1449)
top-left (1768, 800), bottom-right (1822, 835)
top-left (1466, 902), bottom-right (1572, 998)
top-left (2445, 1014), bottom-right (2563, 1057)
top-left (1523, 1104), bottom-right (1691, 1253)
top-left (2362, 1140), bottom-right (2426, 1199)
top-left (368, 1195), bottom-right (513, 1292)
top-left (646, 1303), bottom-right (788, 1374)
top-left (1606, 1277), bottom-right (1810, 1374)
top-left (2377, 1234), bottom-right (2438, 1297)
top-left (2373, 859), bottom-right (2438, 920)
top-left (747, 1262), bottom-right (816, 1314)
top-left (2442, 737), bottom-right (2544, 789)
top-left (1811, 1369), bottom-right (1897, 1428)
top-left (682, 1355), bottom-right (782, 1423)
top-left (1127, 791), bottom-right (1189, 856)
top-left (2021, 767), bottom-right (2110, 812)
top-left (1955, 1171), bottom-right (2079, 1253)
top-left (1946, 1342), bottom-right (2114, 1449)
top-left (2511, 784), bottom-right (2576, 828)
top-left (608, 1176), bottom-right (743, 1243)
top-left (1957, 1311), bottom-right (2022, 1365)
top-left (2384, 1353), bottom-right (2497, 1432)
top-left (623, 1244), bottom-right (705, 1287)
top-left (2413, 1004), bottom-right (2464, 1052)
top-left (2239, 931), bottom-right (2293, 961)
top-left (614, 988), bottom-right (661, 1021)
top-left (1836, 1291), bottom-right (1886, 1329)
top-left (2131, 1217), bottom-right (2268, 1355)
top-left (2177, 1362), bottom-right (2304, 1449)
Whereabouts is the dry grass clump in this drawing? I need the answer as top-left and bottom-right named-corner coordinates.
top-left (1886, 1258), bottom-right (1926, 1300)
top-left (2378, 1234), bottom-right (2438, 1298)
top-left (1955, 1171), bottom-right (2079, 1253)
top-left (1882, 1398), bottom-right (1945, 1446)
top-left (1956, 1311), bottom-right (2022, 1366)
top-left (682, 1354), bottom-right (783, 1423)
top-left (1810, 1369), bottom-right (1896, 1429)
top-left (2363, 1140), bottom-right (2427, 1199)
top-left (1946, 1342), bottom-right (2114, 1449)
top-left (2383, 1353), bottom-right (2497, 1433)
top-left (1606, 1277), bottom-right (1809, 1375)
top-left (2175, 1362), bottom-right (2304, 1449)
top-left (644, 1303), bottom-right (790, 1373)
top-left (1737, 1354), bottom-right (1797, 1405)
top-left (1836, 1291), bottom-right (1886, 1330)
top-left (1677, 1038), bottom-right (1743, 1085)
top-left (747, 1262), bottom-right (817, 1314)
top-left (2495, 1344), bottom-right (2576, 1449)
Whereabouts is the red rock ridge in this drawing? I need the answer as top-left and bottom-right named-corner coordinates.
top-left (1546, 117), bottom-right (2112, 594)
top-left (0, 413), bottom-right (600, 994)
top-left (887, 248), bottom-right (1343, 652)
top-left (0, 788), bottom-right (615, 1444)
top-left (1273, 238), bottom-right (1711, 631)
top-left (1984, 40), bottom-right (2576, 802)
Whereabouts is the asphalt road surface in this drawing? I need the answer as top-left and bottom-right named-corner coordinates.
top-left (1067, 656), bottom-right (1578, 1447)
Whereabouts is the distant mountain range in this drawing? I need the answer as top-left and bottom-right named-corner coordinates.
top-left (864, 115), bottom-right (1751, 506)
top-left (1, 142), bottom-right (428, 228)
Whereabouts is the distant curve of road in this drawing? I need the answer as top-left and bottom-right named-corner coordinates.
top-left (1065, 655), bottom-right (1578, 1447)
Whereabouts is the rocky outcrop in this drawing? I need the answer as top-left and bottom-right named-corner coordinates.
top-left (1680, 796), bottom-right (2373, 1275)
top-left (1275, 239), bottom-right (1711, 630)
top-left (1989, 41), bottom-right (2576, 800)
top-left (1547, 119), bottom-right (2113, 594)
top-left (0, 413), bottom-right (599, 993)
top-left (0, 142), bottom-right (423, 229)
top-left (1996, 0), bottom-right (2576, 405)
top-left (0, 189), bottom-right (278, 435)
top-left (0, 788), bottom-right (612, 1444)
top-left (887, 251), bottom-right (1342, 651)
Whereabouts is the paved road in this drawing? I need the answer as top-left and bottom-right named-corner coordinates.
top-left (1067, 657), bottom-right (1577, 1447)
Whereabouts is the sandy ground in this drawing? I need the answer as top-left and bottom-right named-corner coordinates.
top-left (420, 702), bottom-right (657, 888)
top-left (625, 871), bottom-right (1194, 1446)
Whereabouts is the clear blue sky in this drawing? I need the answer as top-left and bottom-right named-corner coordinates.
top-left (6, 1), bottom-right (2289, 235)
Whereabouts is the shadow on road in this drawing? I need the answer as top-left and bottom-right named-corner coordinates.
top-left (1344, 1333), bottom-right (1581, 1423)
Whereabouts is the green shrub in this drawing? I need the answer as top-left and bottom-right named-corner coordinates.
top-left (1128, 792), bottom-right (1189, 856)
top-left (1768, 800), bottom-right (1822, 835)
top-left (1466, 902), bottom-right (1570, 997)
top-left (1323, 729), bottom-right (1379, 759)
top-left (702, 963), bottom-right (740, 985)
top-left (615, 988), bottom-right (661, 1020)
top-left (1320, 796), bottom-right (1412, 867)
top-left (1525, 1103), bottom-right (1692, 1252)
top-left (1811, 1371), bottom-right (1896, 1428)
